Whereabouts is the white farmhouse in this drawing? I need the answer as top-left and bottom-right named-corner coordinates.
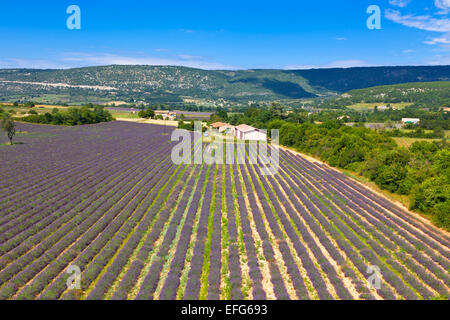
top-left (401, 118), bottom-right (420, 125)
top-left (234, 124), bottom-right (267, 141)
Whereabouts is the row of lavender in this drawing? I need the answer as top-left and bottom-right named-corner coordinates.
top-left (0, 122), bottom-right (186, 299)
top-left (96, 141), bottom-right (449, 300)
top-left (1, 122), bottom-right (448, 299)
top-left (276, 148), bottom-right (449, 299)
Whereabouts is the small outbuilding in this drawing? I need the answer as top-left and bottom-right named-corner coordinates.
top-left (211, 122), bottom-right (227, 130)
top-left (155, 110), bottom-right (177, 120)
top-left (218, 124), bottom-right (235, 134)
top-left (211, 122), bottom-right (235, 134)
top-left (402, 118), bottom-right (420, 125)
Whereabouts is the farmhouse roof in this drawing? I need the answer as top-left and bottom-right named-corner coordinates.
top-left (211, 122), bottom-right (227, 128)
top-left (235, 124), bottom-right (257, 133)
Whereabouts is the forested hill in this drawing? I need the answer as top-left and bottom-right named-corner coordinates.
top-left (0, 65), bottom-right (449, 104)
top-left (314, 81), bottom-right (450, 109)
top-left (291, 65), bottom-right (450, 93)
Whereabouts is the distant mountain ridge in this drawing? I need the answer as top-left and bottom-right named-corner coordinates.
top-left (0, 65), bottom-right (449, 104)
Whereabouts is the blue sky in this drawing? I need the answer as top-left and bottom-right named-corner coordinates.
top-left (0, 0), bottom-right (449, 70)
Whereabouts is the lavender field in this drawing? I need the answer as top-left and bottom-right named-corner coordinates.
top-left (0, 121), bottom-right (449, 300)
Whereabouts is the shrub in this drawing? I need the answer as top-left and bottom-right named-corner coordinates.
top-left (374, 165), bottom-right (407, 193)
top-left (138, 109), bottom-right (155, 119)
top-left (410, 177), bottom-right (449, 217)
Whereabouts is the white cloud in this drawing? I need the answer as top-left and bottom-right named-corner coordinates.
top-left (424, 33), bottom-right (450, 44)
top-left (389, 0), bottom-right (411, 8)
top-left (177, 54), bottom-right (202, 60)
top-left (284, 60), bottom-right (374, 70)
top-left (283, 64), bottom-right (317, 70)
top-left (326, 60), bottom-right (373, 68)
top-left (426, 54), bottom-right (450, 65)
top-left (402, 49), bottom-right (416, 53)
top-left (385, 9), bottom-right (450, 32)
top-left (386, 2), bottom-right (450, 53)
top-left (60, 53), bottom-right (235, 70)
top-left (179, 29), bottom-right (194, 33)
top-left (335, 37), bottom-right (347, 41)
top-left (0, 58), bottom-right (69, 69)
top-left (0, 53), bottom-right (236, 70)
top-left (435, 0), bottom-right (450, 14)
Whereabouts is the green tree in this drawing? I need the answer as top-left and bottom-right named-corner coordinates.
top-left (374, 165), bottom-right (407, 193)
top-left (432, 149), bottom-right (450, 180)
top-left (146, 109), bottom-right (155, 118)
top-left (215, 108), bottom-right (228, 121)
top-left (411, 176), bottom-right (449, 227)
top-left (138, 109), bottom-right (155, 119)
top-left (269, 102), bottom-right (284, 119)
top-left (435, 201), bottom-right (450, 229)
top-left (1, 115), bottom-right (16, 145)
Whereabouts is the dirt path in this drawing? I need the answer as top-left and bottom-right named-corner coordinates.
top-left (115, 118), bottom-right (179, 127)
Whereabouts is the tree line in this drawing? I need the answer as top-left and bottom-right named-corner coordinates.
top-left (21, 106), bottom-right (113, 126)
